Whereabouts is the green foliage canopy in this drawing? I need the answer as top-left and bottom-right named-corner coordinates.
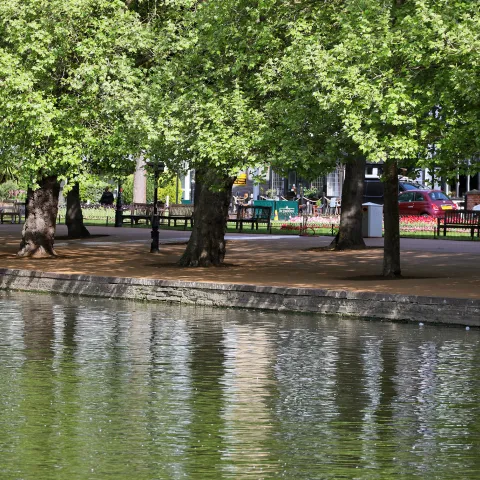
top-left (262, 0), bottom-right (480, 176)
top-left (145, 0), bottom-right (270, 182)
top-left (0, 0), bottom-right (151, 186)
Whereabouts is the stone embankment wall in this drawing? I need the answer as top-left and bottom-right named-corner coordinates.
top-left (1, 268), bottom-right (479, 326)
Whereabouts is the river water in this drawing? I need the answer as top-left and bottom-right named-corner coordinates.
top-left (1, 291), bottom-right (479, 479)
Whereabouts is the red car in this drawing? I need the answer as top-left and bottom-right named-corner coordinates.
top-left (398, 190), bottom-right (458, 217)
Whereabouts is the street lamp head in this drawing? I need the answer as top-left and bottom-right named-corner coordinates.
top-left (145, 158), bottom-right (166, 172)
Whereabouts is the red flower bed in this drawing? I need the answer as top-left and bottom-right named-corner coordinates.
top-left (280, 215), bottom-right (437, 235)
top-left (399, 215), bottom-right (436, 233)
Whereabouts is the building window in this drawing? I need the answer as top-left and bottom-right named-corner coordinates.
top-left (326, 165), bottom-right (343, 197)
top-left (309, 176), bottom-right (325, 195)
top-left (271, 170), bottom-right (284, 196)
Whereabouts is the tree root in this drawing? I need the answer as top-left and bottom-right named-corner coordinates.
top-left (17, 245), bottom-right (58, 258)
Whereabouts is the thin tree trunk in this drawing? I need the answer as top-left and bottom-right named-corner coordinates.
top-left (133, 153), bottom-right (147, 204)
top-left (178, 166), bottom-right (234, 267)
top-left (66, 182), bottom-right (90, 239)
top-left (18, 176), bottom-right (60, 258)
top-left (382, 158), bottom-right (401, 277)
top-left (330, 156), bottom-right (366, 250)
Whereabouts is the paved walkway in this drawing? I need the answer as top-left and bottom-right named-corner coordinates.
top-left (0, 223), bottom-right (479, 301)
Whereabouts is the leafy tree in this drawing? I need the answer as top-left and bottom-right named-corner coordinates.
top-left (264, 0), bottom-right (480, 274)
top-left (334, 0), bottom-right (478, 275)
top-left (149, 0), bottom-right (478, 269)
top-left (0, 0), bottom-right (149, 256)
top-left (240, 0), bottom-right (367, 251)
top-left (151, 0), bottom-right (371, 263)
top-left (147, 1), bottom-right (268, 266)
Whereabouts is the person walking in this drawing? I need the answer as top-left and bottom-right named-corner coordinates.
top-left (99, 187), bottom-right (114, 205)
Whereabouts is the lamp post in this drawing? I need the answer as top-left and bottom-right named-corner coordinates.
top-left (147, 159), bottom-right (164, 253)
top-left (150, 167), bottom-right (160, 253)
top-left (114, 179), bottom-right (123, 227)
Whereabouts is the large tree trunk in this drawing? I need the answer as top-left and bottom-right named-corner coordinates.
top-left (178, 166), bottom-right (234, 267)
top-left (66, 182), bottom-right (90, 239)
top-left (330, 156), bottom-right (366, 250)
top-left (133, 153), bottom-right (147, 204)
top-left (18, 176), bottom-right (60, 258)
top-left (382, 159), bottom-right (401, 277)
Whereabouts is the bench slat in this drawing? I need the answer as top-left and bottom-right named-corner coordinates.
top-left (0, 201), bottom-right (25, 224)
top-left (437, 210), bottom-right (480, 238)
top-left (158, 204), bottom-right (194, 230)
top-left (229, 205), bottom-right (272, 232)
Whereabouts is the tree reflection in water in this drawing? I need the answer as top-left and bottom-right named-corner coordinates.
top-left (0, 292), bottom-right (480, 479)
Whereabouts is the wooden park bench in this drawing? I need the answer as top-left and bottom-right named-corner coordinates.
top-left (0, 201), bottom-right (25, 224)
top-left (228, 205), bottom-right (272, 233)
top-left (122, 203), bottom-right (156, 225)
top-left (437, 210), bottom-right (480, 239)
top-left (158, 204), bottom-right (194, 229)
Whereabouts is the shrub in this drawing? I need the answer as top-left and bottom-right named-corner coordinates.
top-left (122, 173), bottom-right (183, 204)
top-left (158, 173), bottom-right (182, 204)
top-left (79, 180), bottom-right (110, 203)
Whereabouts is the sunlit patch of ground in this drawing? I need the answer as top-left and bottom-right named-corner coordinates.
top-left (0, 232), bottom-right (478, 300)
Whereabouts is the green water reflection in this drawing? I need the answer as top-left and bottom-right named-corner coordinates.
top-left (1, 292), bottom-right (480, 479)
